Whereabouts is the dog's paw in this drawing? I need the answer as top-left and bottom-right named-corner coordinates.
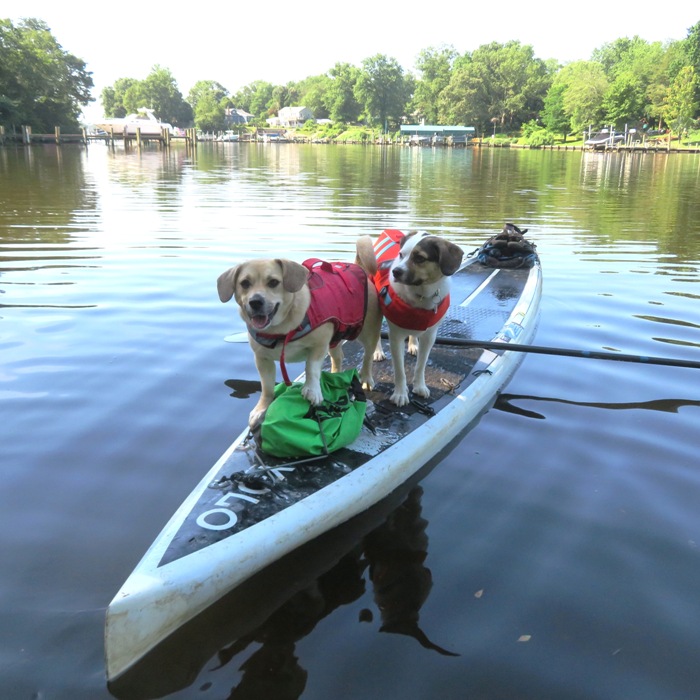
top-left (361, 376), bottom-right (375, 392)
top-left (390, 388), bottom-right (410, 407)
top-left (248, 407), bottom-right (267, 429)
top-left (248, 398), bottom-right (273, 428)
top-left (301, 384), bottom-right (324, 405)
top-left (412, 382), bottom-right (431, 399)
top-left (373, 347), bottom-right (387, 362)
top-left (407, 337), bottom-right (419, 356)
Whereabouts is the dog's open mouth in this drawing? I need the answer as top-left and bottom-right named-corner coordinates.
top-left (248, 303), bottom-right (279, 330)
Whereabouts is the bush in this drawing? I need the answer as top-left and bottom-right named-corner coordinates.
top-left (335, 126), bottom-right (374, 142)
top-left (518, 127), bottom-right (556, 147)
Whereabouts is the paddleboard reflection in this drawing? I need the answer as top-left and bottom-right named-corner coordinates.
top-left (108, 484), bottom-right (458, 699)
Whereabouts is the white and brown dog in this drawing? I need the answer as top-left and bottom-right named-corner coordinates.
top-left (371, 230), bottom-right (463, 406)
top-left (217, 239), bottom-right (382, 428)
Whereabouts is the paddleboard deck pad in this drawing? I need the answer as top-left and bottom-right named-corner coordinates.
top-left (105, 255), bottom-right (542, 681)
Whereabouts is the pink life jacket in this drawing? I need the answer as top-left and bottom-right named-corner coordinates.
top-left (251, 258), bottom-right (368, 384)
top-left (372, 229), bottom-right (450, 331)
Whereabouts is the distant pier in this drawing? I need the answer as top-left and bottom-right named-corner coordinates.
top-left (2, 125), bottom-right (698, 154)
top-left (0, 125), bottom-right (197, 150)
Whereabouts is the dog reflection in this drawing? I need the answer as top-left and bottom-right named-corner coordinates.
top-left (218, 486), bottom-right (456, 700)
top-left (364, 488), bottom-right (458, 657)
top-left (222, 552), bottom-right (365, 700)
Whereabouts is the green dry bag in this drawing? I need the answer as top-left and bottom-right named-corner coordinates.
top-left (256, 369), bottom-right (367, 459)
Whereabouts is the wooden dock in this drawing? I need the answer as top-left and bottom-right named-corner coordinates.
top-left (0, 125), bottom-right (197, 150)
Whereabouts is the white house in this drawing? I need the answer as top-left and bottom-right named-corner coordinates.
top-left (277, 106), bottom-right (314, 127)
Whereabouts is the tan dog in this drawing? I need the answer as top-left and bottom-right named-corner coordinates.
top-left (218, 239), bottom-right (382, 428)
top-left (372, 230), bottom-right (463, 406)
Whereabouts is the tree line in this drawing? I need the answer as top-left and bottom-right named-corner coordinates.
top-left (0, 18), bottom-right (93, 132)
top-left (2, 17), bottom-right (699, 141)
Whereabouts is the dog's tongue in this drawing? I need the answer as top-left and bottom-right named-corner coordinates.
top-left (250, 314), bottom-right (269, 330)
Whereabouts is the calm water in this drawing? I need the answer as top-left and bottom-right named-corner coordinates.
top-left (1, 143), bottom-right (699, 700)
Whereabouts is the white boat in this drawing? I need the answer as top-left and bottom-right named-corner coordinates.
top-left (259, 132), bottom-right (288, 143)
top-left (104, 245), bottom-right (542, 681)
top-left (216, 130), bottom-right (239, 142)
top-left (94, 108), bottom-right (173, 136)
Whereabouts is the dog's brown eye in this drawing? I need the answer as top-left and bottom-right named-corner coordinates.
top-left (239, 279), bottom-right (252, 290)
top-left (413, 254), bottom-right (427, 264)
top-left (267, 279), bottom-right (280, 288)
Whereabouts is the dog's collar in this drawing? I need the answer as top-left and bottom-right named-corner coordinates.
top-left (249, 317), bottom-right (310, 349)
top-left (416, 288), bottom-right (445, 306)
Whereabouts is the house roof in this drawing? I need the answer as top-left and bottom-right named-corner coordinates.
top-left (226, 108), bottom-right (253, 118)
top-left (278, 106), bottom-right (312, 118)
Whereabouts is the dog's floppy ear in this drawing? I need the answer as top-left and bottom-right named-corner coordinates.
top-left (276, 259), bottom-right (308, 293)
top-left (217, 266), bottom-right (240, 303)
top-left (437, 240), bottom-right (464, 276)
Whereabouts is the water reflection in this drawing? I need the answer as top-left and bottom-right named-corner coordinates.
top-left (4, 144), bottom-right (700, 263)
top-left (2, 144), bottom-right (700, 699)
top-left (109, 487), bottom-right (455, 700)
top-left (496, 393), bottom-right (700, 420)
top-left (102, 146), bottom-right (190, 192)
top-left (225, 378), bottom-right (262, 400)
top-left (0, 146), bottom-right (97, 245)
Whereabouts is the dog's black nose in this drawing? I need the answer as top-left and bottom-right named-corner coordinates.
top-left (392, 268), bottom-right (404, 281)
top-left (249, 295), bottom-right (265, 311)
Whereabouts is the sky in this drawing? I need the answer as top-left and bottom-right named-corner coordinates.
top-left (7, 2), bottom-right (700, 122)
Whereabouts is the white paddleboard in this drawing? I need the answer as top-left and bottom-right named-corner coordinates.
top-left (105, 255), bottom-right (542, 680)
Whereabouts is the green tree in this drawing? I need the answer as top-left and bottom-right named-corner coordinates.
top-left (271, 83), bottom-right (301, 113)
top-left (101, 78), bottom-right (137, 118)
top-left (603, 70), bottom-right (646, 128)
top-left (188, 81), bottom-right (229, 131)
top-left (101, 67), bottom-right (192, 125)
top-left (687, 21), bottom-right (700, 70)
top-left (593, 36), bottom-right (646, 77)
top-left (645, 41), bottom-right (685, 129)
top-left (296, 74), bottom-right (331, 120)
top-left (663, 65), bottom-right (698, 143)
top-left (354, 54), bottom-right (412, 129)
top-left (325, 62), bottom-right (362, 123)
top-left (194, 92), bottom-right (225, 131)
top-left (556, 61), bottom-right (609, 134)
top-left (412, 44), bottom-right (457, 123)
top-left (188, 80), bottom-right (228, 112)
top-left (541, 81), bottom-right (571, 140)
top-left (234, 81), bottom-right (275, 120)
top-left (0, 18), bottom-right (93, 131)
top-left (140, 65), bottom-right (192, 125)
top-left (683, 21), bottom-right (700, 107)
top-left (593, 36), bottom-right (670, 128)
top-left (439, 41), bottom-right (550, 132)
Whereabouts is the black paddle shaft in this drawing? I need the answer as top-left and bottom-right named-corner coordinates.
top-left (433, 337), bottom-right (700, 370)
top-left (226, 331), bottom-right (700, 370)
top-left (376, 331), bottom-right (700, 369)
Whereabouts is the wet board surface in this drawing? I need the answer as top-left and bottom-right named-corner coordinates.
top-left (105, 257), bottom-right (542, 681)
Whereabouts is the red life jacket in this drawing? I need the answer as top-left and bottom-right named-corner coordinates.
top-left (372, 229), bottom-right (450, 331)
top-left (251, 258), bottom-right (368, 384)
